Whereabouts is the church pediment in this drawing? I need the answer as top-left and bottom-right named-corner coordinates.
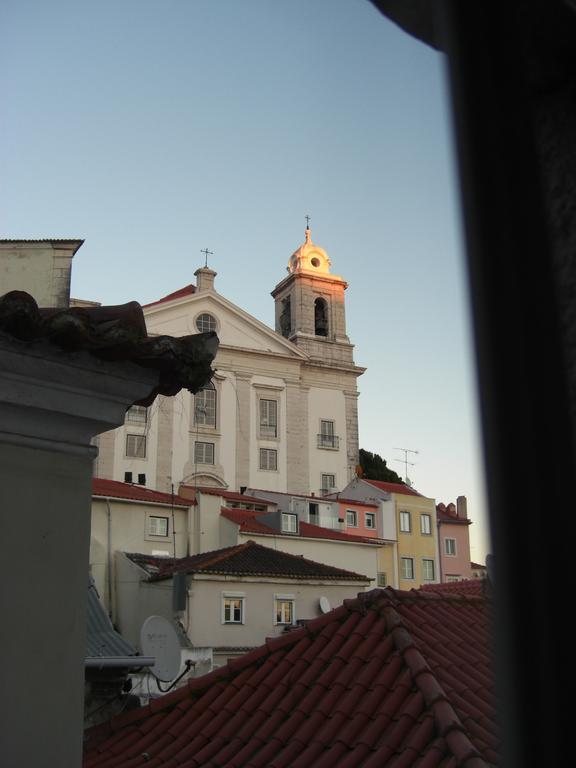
top-left (144, 289), bottom-right (308, 359)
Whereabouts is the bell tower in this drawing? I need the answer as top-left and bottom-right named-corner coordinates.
top-left (272, 226), bottom-right (355, 365)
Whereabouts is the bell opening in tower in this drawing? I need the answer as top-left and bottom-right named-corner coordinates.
top-left (314, 297), bottom-right (328, 337)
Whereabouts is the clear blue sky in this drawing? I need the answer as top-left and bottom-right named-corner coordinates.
top-left (0, 0), bottom-right (490, 561)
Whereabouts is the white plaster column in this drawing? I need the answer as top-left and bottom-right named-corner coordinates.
top-left (235, 373), bottom-right (252, 489)
top-left (0, 340), bottom-right (161, 768)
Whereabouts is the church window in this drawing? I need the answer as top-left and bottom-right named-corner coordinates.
top-left (195, 384), bottom-right (216, 427)
top-left (126, 434), bottom-right (146, 459)
top-left (314, 298), bottom-right (328, 337)
top-left (259, 399), bottom-right (278, 438)
top-left (126, 405), bottom-right (147, 424)
top-left (194, 441), bottom-right (214, 464)
top-left (259, 448), bottom-right (277, 471)
top-left (321, 473), bottom-right (336, 493)
top-left (196, 313), bottom-right (217, 333)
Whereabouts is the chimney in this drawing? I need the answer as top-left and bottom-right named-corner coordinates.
top-left (0, 239), bottom-right (83, 307)
top-left (194, 266), bottom-right (217, 292)
top-left (457, 495), bottom-right (468, 519)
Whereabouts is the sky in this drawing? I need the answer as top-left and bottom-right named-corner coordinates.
top-left (0, 0), bottom-right (490, 561)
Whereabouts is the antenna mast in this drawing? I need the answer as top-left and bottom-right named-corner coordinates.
top-left (393, 447), bottom-right (419, 487)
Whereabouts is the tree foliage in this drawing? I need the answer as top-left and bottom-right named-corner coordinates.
top-left (358, 449), bottom-right (404, 483)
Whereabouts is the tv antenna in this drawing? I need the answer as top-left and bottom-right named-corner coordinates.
top-left (393, 447), bottom-right (419, 487)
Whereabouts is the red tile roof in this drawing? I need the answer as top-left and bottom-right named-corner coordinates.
top-left (84, 587), bottom-right (497, 767)
top-left (420, 579), bottom-right (487, 597)
top-left (92, 477), bottom-right (192, 507)
top-left (126, 541), bottom-right (370, 582)
top-left (221, 508), bottom-right (386, 545)
top-left (362, 479), bottom-right (424, 497)
top-left (143, 284), bottom-right (196, 308)
top-left (436, 503), bottom-right (472, 525)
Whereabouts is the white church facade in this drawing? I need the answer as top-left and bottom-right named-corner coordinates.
top-left (94, 227), bottom-right (365, 496)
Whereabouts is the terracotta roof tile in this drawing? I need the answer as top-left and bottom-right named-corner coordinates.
top-left (363, 479), bottom-right (424, 496)
top-left (84, 588), bottom-right (497, 768)
top-left (126, 540), bottom-right (370, 582)
top-left (143, 284), bottom-right (196, 308)
top-left (221, 507), bottom-right (386, 546)
top-left (92, 477), bottom-right (192, 506)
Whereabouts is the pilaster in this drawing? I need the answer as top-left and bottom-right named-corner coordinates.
top-left (235, 373), bottom-right (252, 488)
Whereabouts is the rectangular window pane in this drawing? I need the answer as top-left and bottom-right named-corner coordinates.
top-left (275, 599), bottom-right (294, 625)
top-left (148, 516), bottom-right (169, 537)
top-left (259, 448), bottom-right (277, 471)
top-left (399, 511), bottom-right (411, 532)
top-left (445, 538), bottom-right (457, 556)
top-left (321, 474), bottom-right (336, 491)
top-left (420, 514), bottom-right (432, 535)
top-left (223, 597), bottom-right (243, 623)
top-left (422, 559), bottom-right (435, 581)
top-left (346, 510), bottom-right (357, 526)
top-left (282, 513), bottom-right (297, 532)
top-left (401, 557), bottom-right (414, 579)
top-left (365, 513), bottom-right (375, 529)
top-left (318, 420), bottom-right (338, 448)
top-left (194, 441), bottom-right (214, 464)
top-left (126, 434), bottom-right (146, 458)
top-left (377, 572), bottom-right (387, 587)
top-left (195, 388), bottom-right (216, 426)
top-left (260, 399), bottom-right (277, 438)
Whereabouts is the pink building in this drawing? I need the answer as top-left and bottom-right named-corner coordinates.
top-left (436, 496), bottom-right (473, 582)
top-left (334, 497), bottom-right (381, 538)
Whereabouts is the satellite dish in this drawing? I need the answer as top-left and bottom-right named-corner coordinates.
top-left (140, 616), bottom-right (182, 682)
top-left (319, 596), bottom-right (331, 614)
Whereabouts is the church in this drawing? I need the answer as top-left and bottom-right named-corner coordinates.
top-left (94, 226), bottom-right (365, 496)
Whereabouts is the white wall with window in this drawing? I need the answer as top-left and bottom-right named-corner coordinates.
top-left (90, 495), bottom-right (189, 620)
top-left (308, 386), bottom-right (348, 494)
top-left (222, 593), bottom-right (245, 624)
top-left (111, 397), bottom-right (159, 491)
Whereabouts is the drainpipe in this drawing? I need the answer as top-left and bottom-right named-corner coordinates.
top-left (437, 519), bottom-right (444, 583)
top-left (105, 498), bottom-right (113, 618)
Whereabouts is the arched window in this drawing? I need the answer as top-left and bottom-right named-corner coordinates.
top-left (194, 381), bottom-right (216, 427)
top-left (314, 297), bottom-right (328, 337)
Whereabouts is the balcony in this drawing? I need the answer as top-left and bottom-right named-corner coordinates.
top-left (317, 433), bottom-right (340, 450)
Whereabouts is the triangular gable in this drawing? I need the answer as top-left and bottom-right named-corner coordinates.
top-left (144, 288), bottom-right (308, 359)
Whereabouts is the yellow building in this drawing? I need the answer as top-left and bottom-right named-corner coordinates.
top-left (340, 478), bottom-right (439, 589)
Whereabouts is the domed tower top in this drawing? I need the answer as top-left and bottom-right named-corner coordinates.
top-left (272, 222), bottom-right (353, 366)
top-left (288, 226), bottom-right (332, 275)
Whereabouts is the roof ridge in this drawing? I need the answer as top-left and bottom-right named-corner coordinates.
top-left (383, 599), bottom-right (489, 766)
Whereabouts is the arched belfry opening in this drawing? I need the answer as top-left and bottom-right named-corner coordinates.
top-left (314, 297), bottom-right (328, 337)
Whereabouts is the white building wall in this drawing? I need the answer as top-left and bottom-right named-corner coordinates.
top-left (308, 386), bottom-right (348, 494)
top-left (90, 498), bottom-right (188, 619)
top-left (249, 376), bottom-right (288, 492)
top-left (187, 577), bottom-right (368, 650)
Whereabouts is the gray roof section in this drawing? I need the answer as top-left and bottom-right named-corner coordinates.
top-left (86, 577), bottom-right (136, 659)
